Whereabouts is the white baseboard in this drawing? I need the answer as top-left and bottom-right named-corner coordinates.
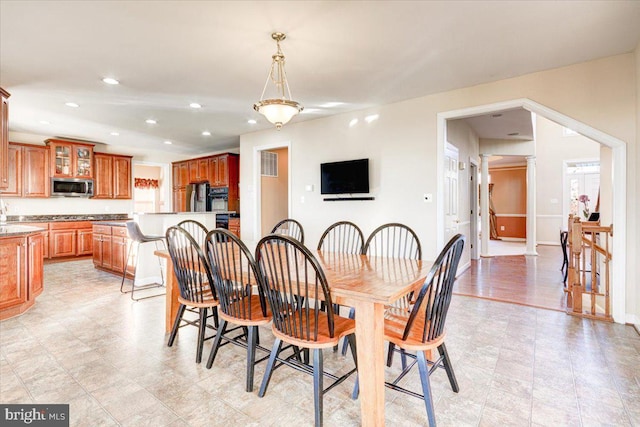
top-left (457, 261), bottom-right (471, 276)
top-left (626, 314), bottom-right (640, 334)
top-left (537, 241), bottom-right (561, 246)
top-left (497, 237), bottom-right (526, 242)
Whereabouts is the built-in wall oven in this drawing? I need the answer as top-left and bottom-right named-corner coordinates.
top-left (215, 213), bottom-right (229, 230)
top-left (209, 187), bottom-right (229, 212)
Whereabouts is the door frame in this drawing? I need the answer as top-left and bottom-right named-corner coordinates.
top-left (252, 141), bottom-right (292, 242)
top-left (469, 158), bottom-right (479, 260)
top-left (437, 98), bottom-right (626, 323)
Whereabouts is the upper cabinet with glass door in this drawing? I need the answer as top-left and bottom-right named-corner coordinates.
top-left (45, 139), bottom-right (94, 179)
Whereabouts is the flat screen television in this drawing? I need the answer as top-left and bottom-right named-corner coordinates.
top-left (320, 158), bottom-right (369, 195)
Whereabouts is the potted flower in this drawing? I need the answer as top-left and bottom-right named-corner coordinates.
top-left (578, 194), bottom-right (590, 220)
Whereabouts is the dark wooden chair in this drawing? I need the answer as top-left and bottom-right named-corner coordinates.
top-left (317, 221), bottom-right (364, 254)
top-left (318, 221), bottom-right (364, 353)
top-left (364, 222), bottom-right (422, 260)
top-left (346, 223), bottom-right (422, 362)
top-left (165, 225), bottom-right (219, 363)
top-left (255, 234), bottom-right (358, 427)
top-left (270, 218), bottom-right (304, 244)
top-left (177, 219), bottom-right (208, 248)
top-left (204, 228), bottom-right (272, 392)
top-left (560, 230), bottom-right (569, 284)
top-left (354, 234), bottom-right (465, 426)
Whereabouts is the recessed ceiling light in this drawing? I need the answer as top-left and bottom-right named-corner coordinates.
top-left (202, 131), bottom-right (211, 136)
top-left (102, 77), bottom-right (119, 85)
top-left (189, 103), bottom-right (202, 109)
top-left (319, 102), bottom-right (344, 108)
top-left (39, 120), bottom-right (51, 125)
top-left (65, 102), bottom-right (79, 108)
top-left (247, 119), bottom-right (257, 125)
top-left (145, 119), bottom-right (157, 124)
top-left (349, 118), bottom-right (359, 127)
top-left (364, 114), bottom-right (379, 123)
top-left (110, 132), bottom-right (120, 136)
top-left (164, 140), bottom-right (172, 145)
top-left (508, 132), bottom-right (520, 136)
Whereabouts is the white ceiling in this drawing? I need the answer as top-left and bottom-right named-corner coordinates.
top-left (1, 1), bottom-right (640, 155)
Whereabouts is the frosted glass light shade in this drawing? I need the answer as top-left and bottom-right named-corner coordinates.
top-left (253, 99), bottom-right (303, 130)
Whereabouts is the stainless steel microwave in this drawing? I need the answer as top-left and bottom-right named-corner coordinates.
top-left (50, 178), bottom-right (94, 197)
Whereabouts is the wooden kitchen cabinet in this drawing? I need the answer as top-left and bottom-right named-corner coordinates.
top-left (28, 233), bottom-right (44, 297)
top-left (45, 138), bottom-right (94, 179)
top-left (93, 223), bottom-right (131, 276)
top-left (172, 161), bottom-right (190, 212)
top-left (0, 87), bottom-right (10, 190)
top-left (94, 153), bottom-right (132, 199)
top-left (1, 143), bottom-right (49, 198)
top-left (0, 230), bottom-right (46, 320)
top-left (49, 221), bottom-right (93, 258)
top-left (93, 225), bottom-right (112, 270)
top-left (0, 236), bottom-right (27, 311)
top-left (229, 217), bottom-right (240, 238)
top-left (20, 222), bottom-right (49, 259)
top-left (189, 158), bottom-right (209, 183)
top-left (173, 161), bottom-right (189, 188)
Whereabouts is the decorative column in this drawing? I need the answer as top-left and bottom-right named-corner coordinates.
top-left (525, 155), bottom-right (538, 256)
top-left (480, 154), bottom-right (490, 257)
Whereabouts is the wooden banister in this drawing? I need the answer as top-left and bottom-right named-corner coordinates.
top-left (566, 214), bottom-right (613, 321)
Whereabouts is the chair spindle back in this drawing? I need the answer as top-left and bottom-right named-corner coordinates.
top-left (166, 226), bottom-right (215, 303)
top-left (317, 221), bottom-right (364, 254)
top-left (256, 234), bottom-right (334, 341)
top-left (404, 234), bottom-right (464, 343)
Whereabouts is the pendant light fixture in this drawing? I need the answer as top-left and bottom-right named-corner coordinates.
top-left (253, 32), bottom-right (303, 130)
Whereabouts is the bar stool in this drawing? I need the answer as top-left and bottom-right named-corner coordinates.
top-left (120, 221), bottom-right (166, 301)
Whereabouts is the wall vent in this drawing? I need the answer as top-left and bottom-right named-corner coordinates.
top-left (261, 151), bottom-right (278, 177)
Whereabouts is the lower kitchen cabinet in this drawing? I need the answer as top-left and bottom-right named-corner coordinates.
top-left (49, 221), bottom-right (93, 258)
top-left (93, 223), bottom-right (131, 276)
top-left (0, 230), bottom-right (45, 320)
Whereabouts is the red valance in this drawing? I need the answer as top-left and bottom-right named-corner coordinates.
top-left (134, 178), bottom-right (159, 189)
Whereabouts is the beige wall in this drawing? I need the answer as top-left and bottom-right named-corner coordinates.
top-left (260, 148), bottom-right (289, 235)
top-left (534, 115), bottom-right (601, 244)
top-left (240, 53), bottom-right (637, 322)
top-left (133, 165), bottom-right (162, 213)
top-left (634, 42), bottom-right (640, 327)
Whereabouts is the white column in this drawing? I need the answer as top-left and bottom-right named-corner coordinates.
top-left (525, 155), bottom-right (538, 256)
top-left (480, 154), bottom-right (490, 257)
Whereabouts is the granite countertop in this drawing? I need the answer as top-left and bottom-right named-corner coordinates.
top-left (6, 214), bottom-right (131, 223)
top-left (135, 211), bottom-right (237, 216)
top-left (0, 225), bottom-right (47, 237)
top-left (95, 221), bottom-right (129, 227)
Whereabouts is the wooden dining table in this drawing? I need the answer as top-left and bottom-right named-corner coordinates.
top-left (155, 248), bottom-right (433, 426)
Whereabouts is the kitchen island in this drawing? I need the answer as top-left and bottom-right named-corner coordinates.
top-left (122, 212), bottom-right (236, 286)
top-left (0, 224), bottom-right (46, 319)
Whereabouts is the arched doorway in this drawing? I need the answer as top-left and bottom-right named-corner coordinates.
top-left (437, 98), bottom-right (626, 323)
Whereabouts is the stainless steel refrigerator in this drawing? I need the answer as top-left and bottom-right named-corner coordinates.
top-left (186, 183), bottom-right (211, 212)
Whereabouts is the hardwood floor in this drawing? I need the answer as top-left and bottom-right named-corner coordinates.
top-left (454, 244), bottom-right (567, 311)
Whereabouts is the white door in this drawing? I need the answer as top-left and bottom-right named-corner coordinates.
top-left (444, 142), bottom-right (459, 243)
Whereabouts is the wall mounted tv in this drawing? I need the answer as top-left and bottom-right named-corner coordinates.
top-left (320, 158), bottom-right (370, 195)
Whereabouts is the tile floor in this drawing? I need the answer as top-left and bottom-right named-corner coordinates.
top-left (1, 259), bottom-right (639, 426)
